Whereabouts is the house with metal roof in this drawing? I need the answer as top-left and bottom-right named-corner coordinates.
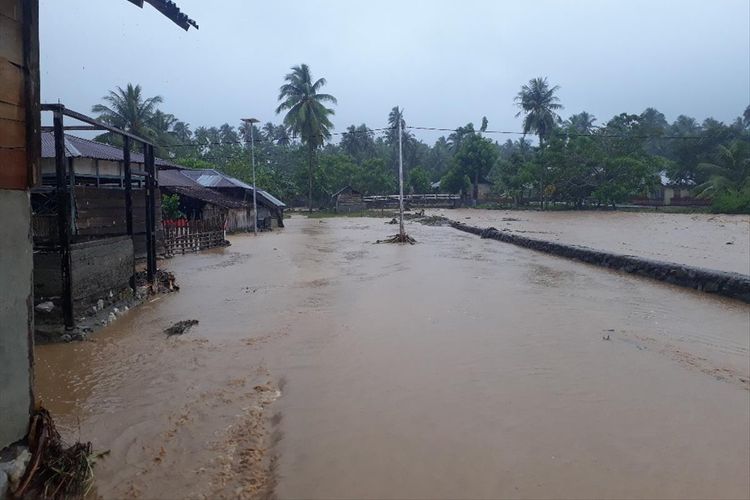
top-left (159, 169), bottom-right (252, 233)
top-left (179, 169), bottom-right (286, 228)
top-left (40, 132), bottom-right (181, 187)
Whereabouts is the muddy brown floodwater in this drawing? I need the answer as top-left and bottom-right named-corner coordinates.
top-left (428, 208), bottom-right (750, 274)
top-left (35, 215), bottom-right (750, 499)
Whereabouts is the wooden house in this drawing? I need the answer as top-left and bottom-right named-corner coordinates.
top-left (159, 168), bottom-right (248, 232)
top-left (332, 185), bottom-right (364, 213)
top-left (179, 168), bottom-right (286, 229)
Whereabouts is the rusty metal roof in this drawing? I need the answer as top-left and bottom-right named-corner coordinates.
top-left (126, 0), bottom-right (199, 31)
top-left (41, 132), bottom-right (182, 168)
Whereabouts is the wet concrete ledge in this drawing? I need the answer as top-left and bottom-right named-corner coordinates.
top-left (443, 218), bottom-right (750, 303)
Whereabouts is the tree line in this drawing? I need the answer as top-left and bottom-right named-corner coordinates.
top-left (91, 70), bottom-right (750, 213)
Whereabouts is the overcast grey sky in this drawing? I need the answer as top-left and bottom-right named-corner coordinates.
top-left (40, 0), bottom-right (749, 143)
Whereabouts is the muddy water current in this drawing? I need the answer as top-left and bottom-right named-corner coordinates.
top-left (35, 215), bottom-right (750, 499)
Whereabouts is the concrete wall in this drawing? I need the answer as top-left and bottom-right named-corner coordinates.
top-left (0, 0), bottom-right (37, 450)
top-left (0, 190), bottom-right (33, 447)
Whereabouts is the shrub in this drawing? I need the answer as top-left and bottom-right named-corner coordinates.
top-left (711, 188), bottom-right (750, 214)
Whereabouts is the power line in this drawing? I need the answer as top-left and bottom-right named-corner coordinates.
top-left (406, 125), bottom-right (714, 140)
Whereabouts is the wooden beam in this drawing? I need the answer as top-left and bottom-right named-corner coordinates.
top-left (53, 108), bottom-right (73, 328)
top-left (144, 143), bottom-right (157, 282)
top-left (124, 138), bottom-right (133, 236)
top-left (41, 104), bottom-right (154, 146)
top-left (22, 0), bottom-right (39, 187)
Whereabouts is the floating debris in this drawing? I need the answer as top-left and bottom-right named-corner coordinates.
top-left (164, 319), bottom-right (199, 336)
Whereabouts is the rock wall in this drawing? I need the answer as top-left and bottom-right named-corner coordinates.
top-left (445, 219), bottom-right (750, 303)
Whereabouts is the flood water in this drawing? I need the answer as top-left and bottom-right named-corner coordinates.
top-left (429, 209), bottom-right (750, 275)
top-left (35, 214), bottom-right (750, 499)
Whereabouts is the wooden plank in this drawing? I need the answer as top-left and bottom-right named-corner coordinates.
top-left (0, 100), bottom-right (23, 120)
top-left (0, 57), bottom-right (24, 105)
top-left (0, 0), bottom-right (23, 22)
top-left (0, 0), bottom-right (21, 21)
top-left (0, 14), bottom-right (22, 64)
top-left (0, 147), bottom-right (26, 189)
top-left (0, 116), bottom-right (26, 147)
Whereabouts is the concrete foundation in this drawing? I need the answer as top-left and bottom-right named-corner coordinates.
top-left (0, 190), bottom-right (34, 448)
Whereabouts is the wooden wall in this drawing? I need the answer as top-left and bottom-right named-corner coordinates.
top-left (0, 0), bottom-right (39, 189)
top-left (34, 236), bottom-right (134, 314)
top-left (33, 186), bottom-right (164, 258)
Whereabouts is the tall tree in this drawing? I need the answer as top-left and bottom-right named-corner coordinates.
top-left (172, 121), bottom-right (192, 143)
top-left (276, 63), bottom-right (337, 212)
top-left (694, 141), bottom-right (750, 198)
top-left (515, 77), bottom-right (563, 209)
top-left (91, 83), bottom-right (163, 142)
top-left (565, 112), bottom-right (596, 134)
top-left (453, 132), bottom-right (499, 202)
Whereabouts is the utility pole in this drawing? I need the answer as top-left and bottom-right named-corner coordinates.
top-left (241, 118), bottom-right (260, 235)
top-left (398, 107), bottom-right (405, 238)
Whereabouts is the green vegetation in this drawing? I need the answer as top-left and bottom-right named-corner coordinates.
top-left (91, 74), bottom-right (750, 214)
top-left (161, 193), bottom-right (183, 219)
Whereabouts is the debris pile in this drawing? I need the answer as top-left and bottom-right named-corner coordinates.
top-left (134, 269), bottom-right (180, 293)
top-left (377, 233), bottom-right (417, 245)
top-left (13, 408), bottom-right (97, 499)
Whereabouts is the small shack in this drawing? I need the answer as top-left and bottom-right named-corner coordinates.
top-left (332, 185), bottom-right (364, 213)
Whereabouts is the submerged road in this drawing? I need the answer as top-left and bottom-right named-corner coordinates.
top-left (35, 215), bottom-right (750, 499)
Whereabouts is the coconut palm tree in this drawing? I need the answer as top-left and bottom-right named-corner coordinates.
top-left (172, 121), bottom-right (192, 143)
top-left (694, 141), bottom-right (750, 198)
top-left (565, 112), bottom-right (596, 134)
top-left (92, 83), bottom-right (163, 140)
top-left (274, 125), bottom-right (291, 147)
top-left (515, 77), bottom-right (563, 209)
top-left (276, 64), bottom-right (337, 212)
top-left (515, 77), bottom-right (562, 145)
top-left (262, 122), bottom-right (276, 142)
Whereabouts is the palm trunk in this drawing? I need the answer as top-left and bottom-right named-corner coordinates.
top-left (473, 170), bottom-right (479, 205)
top-left (539, 136), bottom-right (545, 211)
top-left (308, 143), bottom-right (313, 213)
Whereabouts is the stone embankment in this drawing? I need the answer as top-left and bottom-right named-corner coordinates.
top-left (425, 216), bottom-right (750, 303)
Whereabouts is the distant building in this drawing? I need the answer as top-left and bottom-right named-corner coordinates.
top-left (160, 169), bottom-right (250, 232)
top-left (632, 173), bottom-right (710, 207)
top-left (178, 169), bottom-right (286, 229)
top-left (331, 186), bottom-right (364, 213)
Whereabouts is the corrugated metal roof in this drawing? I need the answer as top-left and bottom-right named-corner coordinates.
top-left (126, 0), bottom-right (199, 31)
top-left (256, 189), bottom-right (286, 208)
top-left (159, 169), bottom-right (246, 209)
top-left (41, 132), bottom-right (182, 168)
top-left (181, 169), bottom-right (286, 208)
top-left (158, 168), bottom-right (198, 187)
